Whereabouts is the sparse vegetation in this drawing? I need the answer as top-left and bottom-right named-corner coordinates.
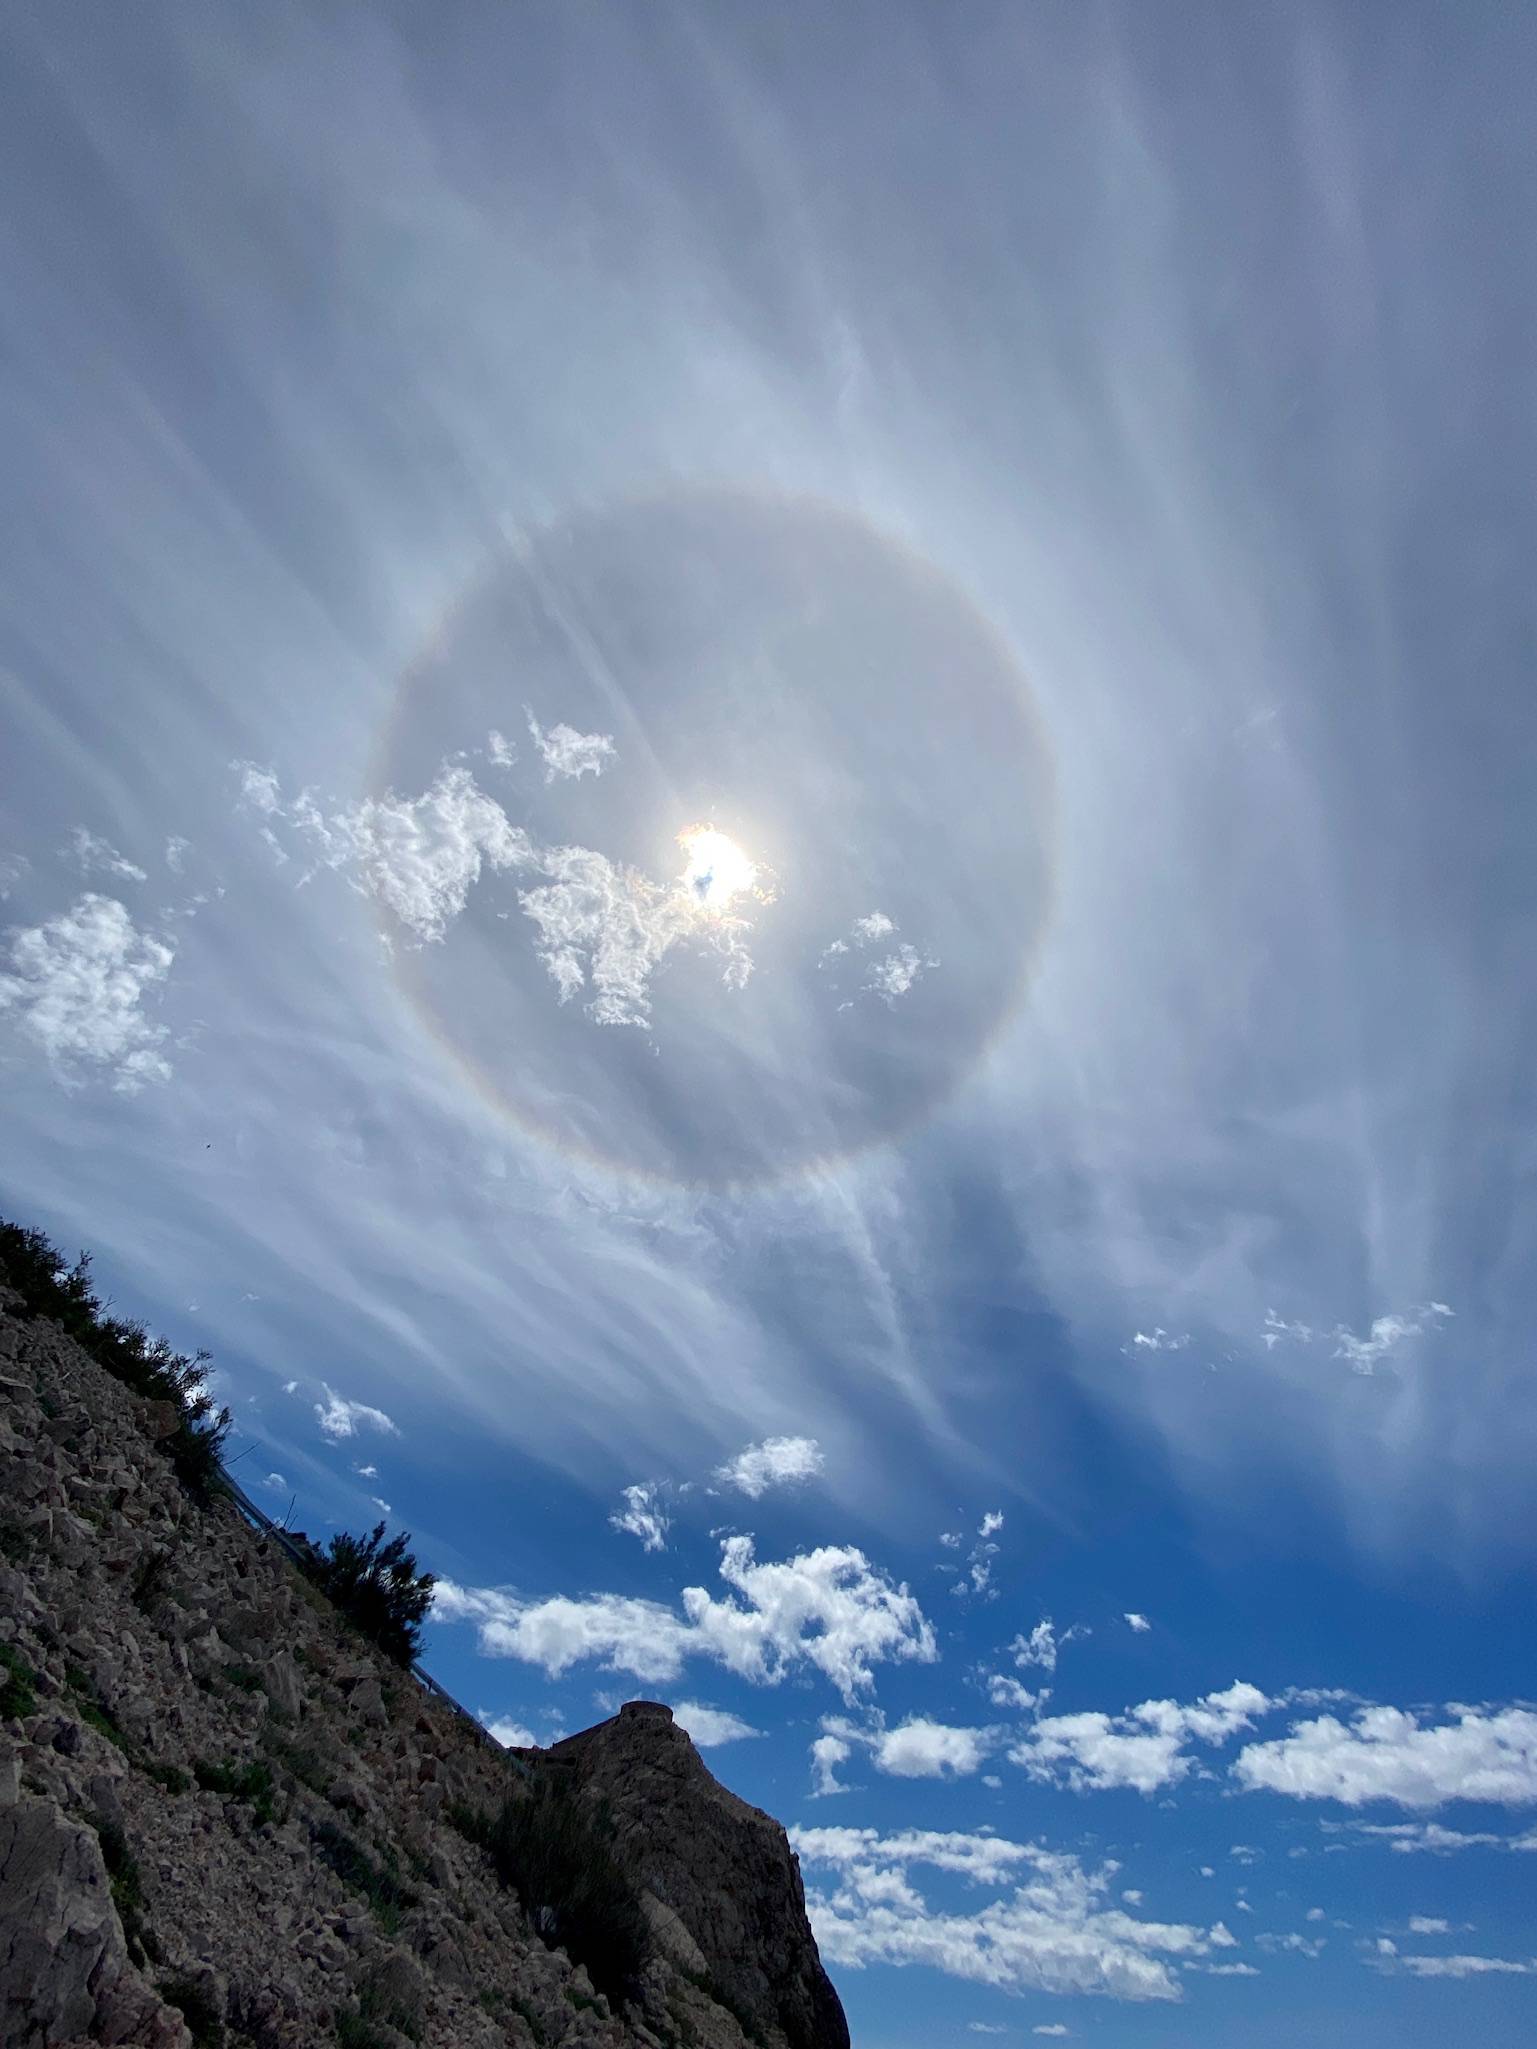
top-left (161, 1974), bottom-right (225, 2049)
top-left (98, 1819), bottom-right (160, 1962)
top-left (452, 1776), bottom-right (648, 2007)
top-left (0, 1641), bottom-right (38, 1719)
top-left (130, 1549), bottom-right (173, 1613)
top-left (195, 1757), bottom-right (277, 1824)
top-left (303, 1521), bottom-right (436, 1670)
top-left (313, 1819), bottom-right (416, 1936)
top-left (0, 1220), bottom-right (230, 1503)
top-left (143, 1759), bottom-right (192, 1795)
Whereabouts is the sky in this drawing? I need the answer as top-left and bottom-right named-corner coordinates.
top-left (2, 3), bottom-right (1535, 2042)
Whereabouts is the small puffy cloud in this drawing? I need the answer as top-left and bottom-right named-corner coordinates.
top-left (1233, 1705), bottom-right (1537, 1809)
top-left (525, 711), bottom-right (617, 783)
top-left (1259, 1931), bottom-right (1324, 1958)
top-left (875, 1719), bottom-right (996, 1780)
top-left (1408, 1917), bottom-right (1451, 1935)
top-left (1125, 1613), bottom-right (1152, 1633)
top-left (354, 1464), bottom-right (379, 1480)
top-left (670, 1701), bottom-right (761, 1747)
top-left (281, 1380), bottom-right (298, 1395)
top-left (609, 1482), bottom-right (670, 1553)
top-left (314, 1384), bottom-right (399, 1442)
top-left (0, 894), bottom-right (174, 1090)
top-left (64, 827), bottom-right (147, 884)
top-left (437, 1533), bottom-right (936, 1705)
top-left (486, 729), bottom-right (517, 769)
top-left (979, 1510), bottom-right (1005, 1537)
top-left (1130, 1329), bottom-right (1189, 1353)
top-left (966, 2027), bottom-right (1007, 2037)
top-left (1330, 1302), bottom-right (1454, 1374)
top-left (164, 836), bottom-right (192, 874)
top-left (865, 943), bottom-right (936, 1004)
top-left (1013, 1683), bottom-right (1269, 1796)
top-left (1306, 1907), bottom-right (1326, 1921)
top-left (811, 1732), bottom-right (853, 1797)
top-left (1204, 1962), bottom-right (1260, 1977)
top-left (258, 1472), bottom-right (288, 1494)
top-left (820, 910), bottom-right (935, 1004)
top-left (1033, 2029), bottom-right (1072, 2039)
top-left (1009, 1621), bottom-right (1088, 1674)
top-left (792, 1825), bottom-right (1233, 2002)
top-left (987, 1675), bottom-right (1043, 1712)
top-left (716, 1434), bottom-right (824, 1499)
top-left (480, 1713), bottom-right (538, 1749)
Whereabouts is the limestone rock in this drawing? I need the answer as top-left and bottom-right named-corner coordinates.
top-left (548, 1703), bottom-right (850, 2049)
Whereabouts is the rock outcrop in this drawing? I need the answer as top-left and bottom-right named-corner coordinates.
top-left (541, 1708), bottom-right (848, 2049)
top-left (0, 1290), bottom-right (850, 2049)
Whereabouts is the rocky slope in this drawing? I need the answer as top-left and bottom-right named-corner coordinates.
top-left (0, 1291), bottom-right (849, 2049)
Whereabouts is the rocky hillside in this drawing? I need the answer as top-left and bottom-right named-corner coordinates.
top-left (0, 1284), bottom-right (850, 2049)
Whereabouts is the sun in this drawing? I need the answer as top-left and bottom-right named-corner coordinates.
top-left (677, 823), bottom-right (757, 913)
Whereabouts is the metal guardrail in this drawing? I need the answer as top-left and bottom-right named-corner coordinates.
top-left (219, 1462), bottom-right (530, 1776)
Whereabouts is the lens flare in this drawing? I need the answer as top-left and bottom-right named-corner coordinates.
top-left (677, 824), bottom-right (757, 913)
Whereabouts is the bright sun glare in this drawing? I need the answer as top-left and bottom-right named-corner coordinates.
top-left (677, 824), bottom-right (757, 913)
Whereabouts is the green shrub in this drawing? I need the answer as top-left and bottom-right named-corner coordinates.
top-left (0, 1220), bottom-right (230, 1504)
top-left (0, 1642), bottom-right (37, 1720)
top-left (194, 1757), bottom-right (277, 1824)
top-left (160, 1975), bottom-right (225, 2049)
top-left (143, 1760), bottom-right (191, 1795)
top-left (465, 1777), bottom-right (647, 2007)
top-left (313, 1820), bottom-right (416, 1936)
top-left (81, 1701), bottom-right (130, 1752)
top-left (130, 1550), bottom-right (172, 1614)
top-left (97, 1820), bottom-right (159, 1960)
top-left (303, 1522), bottom-right (435, 1670)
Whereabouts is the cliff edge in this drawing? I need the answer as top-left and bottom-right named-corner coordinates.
top-left (0, 1283), bottom-right (850, 2049)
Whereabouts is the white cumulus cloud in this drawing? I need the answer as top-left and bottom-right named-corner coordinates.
top-left (1011, 1683), bottom-right (1270, 1796)
top-left (480, 1713), bottom-right (538, 1749)
top-left (314, 1384), bottom-right (400, 1442)
top-left (436, 1533), bottom-right (936, 1706)
top-left (609, 1482), bottom-right (670, 1553)
top-left (1009, 1620), bottom-right (1088, 1674)
top-left (792, 1825), bottom-right (1233, 2002)
top-left (0, 894), bottom-right (175, 1091)
top-left (1125, 1613), bottom-right (1152, 1633)
top-left (875, 1719), bottom-right (997, 1780)
top-left (63, 827), bottom-right (148, 884)
top-left (1234, 1705), bottom-right (1537, 1809)
top-left (716, 1434), bottom-right (825, 1498)
top-left (670, 1701), bottom-right (761, 1747)
top-left (525, 710), bottom-right (617, 783)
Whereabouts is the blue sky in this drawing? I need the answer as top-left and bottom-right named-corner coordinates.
top-left (3, 2), bottom-right (1536, 2041)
